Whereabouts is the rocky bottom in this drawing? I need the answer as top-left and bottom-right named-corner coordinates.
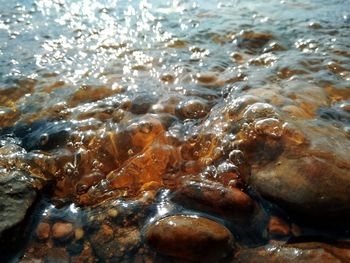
top-left (1, 81), bottom-right (349, 262)
top-left (1, 0), bottom-right (350, 261)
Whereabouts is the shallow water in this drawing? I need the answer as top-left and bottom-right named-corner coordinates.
top-left (1, 0), bottom-right (350, 262)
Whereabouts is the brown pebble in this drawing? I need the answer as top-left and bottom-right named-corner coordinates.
top-left (196, 72), bottom-right (218, 84)
top-left (268, 216), bottom-right (290, 236)
top-left (160, 73), bottom-right (175, 83)
top-left (237, 31), bottom-right (273, 50)
top-left (174, 179), bottom-right (255, 219)
top-left (36, 222), bottom-right (50, 241)
top-left (145, 215), bottom-right (235, 262)
top-left (52, 222), bottom-right (74, 241)
top-left (107, 208), bottom-right (119, 218)
top-left (75, 228), bottom-right (85, 240)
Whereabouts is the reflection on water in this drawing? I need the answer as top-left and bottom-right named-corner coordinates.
top-left (1, 0), bottom-right (350, 261)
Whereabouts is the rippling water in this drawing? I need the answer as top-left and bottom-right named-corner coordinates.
top-left (1, 0), bottom-right (350, 262)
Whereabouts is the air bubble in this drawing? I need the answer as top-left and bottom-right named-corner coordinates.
top-left (175, 98), bottom-right (209, 120)
top-left (254, 118), bottom-right (284, 138)
top-left (229, 150), bottom-right (245, 165)
top-left (139, 121), bottom-right (153, 134)
top-left (242, 103), bottom-right (279, 122)
top-left (39, 133), bottom-right (49, 146)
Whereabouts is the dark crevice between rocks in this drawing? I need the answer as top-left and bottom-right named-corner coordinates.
top-left (252, 192), bottom-right (350, 246)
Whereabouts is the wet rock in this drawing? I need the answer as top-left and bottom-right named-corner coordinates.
top-left (70, 243), bottom-right (95, 263)
top-left (145, 215), bottom-right (235, 262)
top-left (173, 179), bottom-right (255, 220)
top-left (235, 242), bottom-right (350, 263)
top-left (251, 155), bottom-right (350, 220)
top-left (90, 224), bottom-right (141, 261)
top-left (52, 222), bottom-right (74, 242)
top-left (107, 208), bottom-right (119, 218)
top-left (196, 73), bottom-right (217, 83)
top-left (159, 73), bottom-right (175, 83)
top-left (281, 80), bottom-right (328, 118)
top-left (196, 72), bottom-right (219, 86)
top-left (74, 228), bottom-right (84, 240)
top-left (69, 85), bottom-right (119, 107)
top-left (267, 216), bottom-right (290, 237)
top-left (250, 121), bottom-right (350, 221)
top-left (35, 222), bottom-right (50, 241)
top-left (167, 39), bottom-right (188, 48)
top-left (282, 105), bottom-right (312, 119)
top-left (2, 120), bottom-right (71, 151)
top-left (0, 170), bottom-right (41, 255)
top-left (130, 94), bottom-right (158, 114)
top-left (235, 31), bottom-right (273, 51)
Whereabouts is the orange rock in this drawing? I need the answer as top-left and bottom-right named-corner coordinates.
top-left (174, 179), bottom-right (255, 219)
top-left (52, 222), bottom-right (74, 241)
top-left (145, 215), bottom-right (235, 261)
top-left (101, 224), bottom-right (114, 237)
top-left (196, 72), bottom-right (218, 84)
top-left (35, 222), bottom-right (50, 241)
top-left (268, 216), bottom-right (290, 236)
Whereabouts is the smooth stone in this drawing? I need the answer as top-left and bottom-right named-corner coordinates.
top-left (235, 242), bottom-right (350, 263)
top-left (236, 31), bottom-right (273, 50)
top-left (174, 179), bottom-right (255, 220)
top-left (36, 222), bottom-right (51, 241)
top-left (130, 94), bottom-right (158, 114)
top-left (145, 215), bottom-right (235, 262)
top-left (52, 222), bottom-right (74, 241)
top-left (74, 228), bottom-right (84, 240)
top-left (251, 155), bottom-right (350, 220)
top-left (250, 121), bottom-right (350, 220)
top-left (267, 216), bottom-right (290, 236)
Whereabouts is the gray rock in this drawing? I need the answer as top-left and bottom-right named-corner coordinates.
top-left (0, 170), bottom-right (40, 247)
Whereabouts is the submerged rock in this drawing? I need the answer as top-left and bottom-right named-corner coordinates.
top-left (251, 155), bottom-right (350, 220)
top-left (250, 121), bottom-right (350, 221)
top-left (52, 222), bottom-right (74, 242)
top-left (35, 222), bottom-right (50, 241)
top-left (173, 179), bottom-right (256, 220)
top-left (145, 215), bottom-right (235, 262)
top-left (90, 224), bottom-right (141, 261)
top-left (235, 242), bottom-right (350, 263)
